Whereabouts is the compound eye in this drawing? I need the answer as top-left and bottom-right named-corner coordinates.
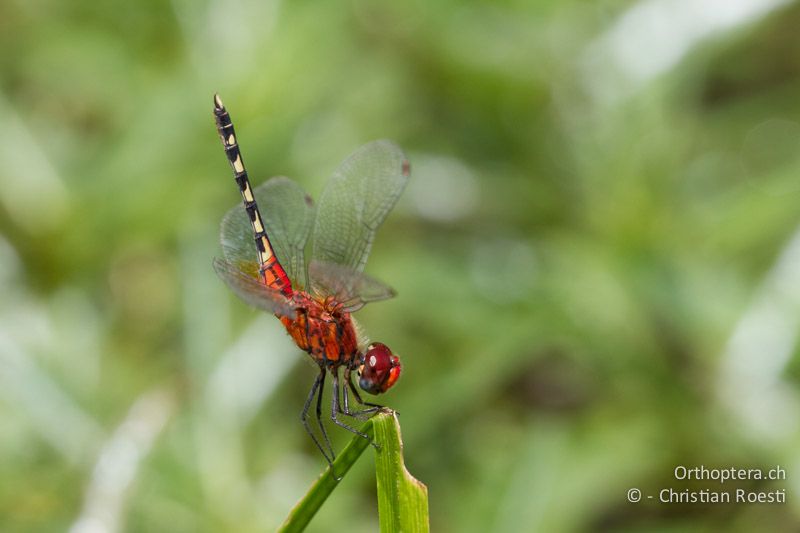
top-left (359, 343), bottom-right (402, 394)
top-left (367, 343), bottom-right (392, 371)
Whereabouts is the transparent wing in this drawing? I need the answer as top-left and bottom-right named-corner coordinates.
top-left (309, 260), bottom-right (396, 312)
top-left (213, 257), bottom-right (298, 318)
top-left (220, 177), bottom-right (316, 289)
top-left (311, 140), bottom-right (409, 273)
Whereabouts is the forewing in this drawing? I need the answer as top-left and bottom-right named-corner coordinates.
top-left (311, 140), bottom-right (409, 273)
top-left (219, 198), bottom-right (256, 266)
top-left (213, 257), bottom-right (298, 318)
top-left (309, 260), bottom-right (396, 312)
top-left (220, 177), bottom-right (316, 289)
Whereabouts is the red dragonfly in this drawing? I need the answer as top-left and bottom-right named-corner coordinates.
top-left (212, 95), bottom-right (407, 466)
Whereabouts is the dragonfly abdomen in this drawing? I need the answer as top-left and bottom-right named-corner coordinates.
top-left (213, 95), bottom-right (292, 297)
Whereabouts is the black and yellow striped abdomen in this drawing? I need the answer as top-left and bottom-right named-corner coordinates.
top-left (213, 95), bottom-right (292, 296)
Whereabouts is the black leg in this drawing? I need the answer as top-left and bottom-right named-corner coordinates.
top-left (348, 372), bottom-right (384, 409)
top-left (331, 368), bottom-right (379, 450)
top-left (342, 371), bottom-right (383, 419)
top-left (340, 378), bottom-right (371, 420)
top-left (301, 369), bottom-right (334, 467)
top-left (315, 369), bottom-right (334, 462)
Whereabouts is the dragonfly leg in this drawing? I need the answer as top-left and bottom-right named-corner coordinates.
top-left (301, 369), bottom-right (335, 467)
top-left (339, 378), bottom-right (372, 421)
top-left (343, 371), bottom-right (383, 418)
top-left (314, 368), bottom-right (335, 462)
top-left (331, 368), bottom-right (379, 450)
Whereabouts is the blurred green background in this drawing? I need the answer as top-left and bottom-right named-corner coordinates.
top-left (3, 0), bottom-right (800, 531)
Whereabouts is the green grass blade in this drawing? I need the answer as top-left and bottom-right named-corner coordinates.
top-left (277, 420), bottom-right (374, 533)
top-left (278, 411), bottom-right (429, 533)
top-left (372, 411), bottom-right (430, 533)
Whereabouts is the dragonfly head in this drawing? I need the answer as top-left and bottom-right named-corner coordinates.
top-left (358, 342), bottom-right (401, 395)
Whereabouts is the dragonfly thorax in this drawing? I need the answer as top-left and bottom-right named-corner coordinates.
top-left (280, 291), bottom-right (360, 367)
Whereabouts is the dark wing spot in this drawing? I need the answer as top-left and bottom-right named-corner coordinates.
top-left (304, 194), bottom-right (314, 207)
top-left (402, 159), bottom-right (411, 176)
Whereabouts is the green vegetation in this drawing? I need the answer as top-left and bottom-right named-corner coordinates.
top-left (279, 412), bottom-right (428, 533)
top-left (2, 1), bottom-right (800, 531)
top-left (373, 413), bottom-right (429, 533)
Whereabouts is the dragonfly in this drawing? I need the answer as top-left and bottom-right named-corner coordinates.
top-left (212, 95), bottom-right (408, 466)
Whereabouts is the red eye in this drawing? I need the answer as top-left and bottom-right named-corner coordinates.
top-left (359, 342), bottom-right (402, 394)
